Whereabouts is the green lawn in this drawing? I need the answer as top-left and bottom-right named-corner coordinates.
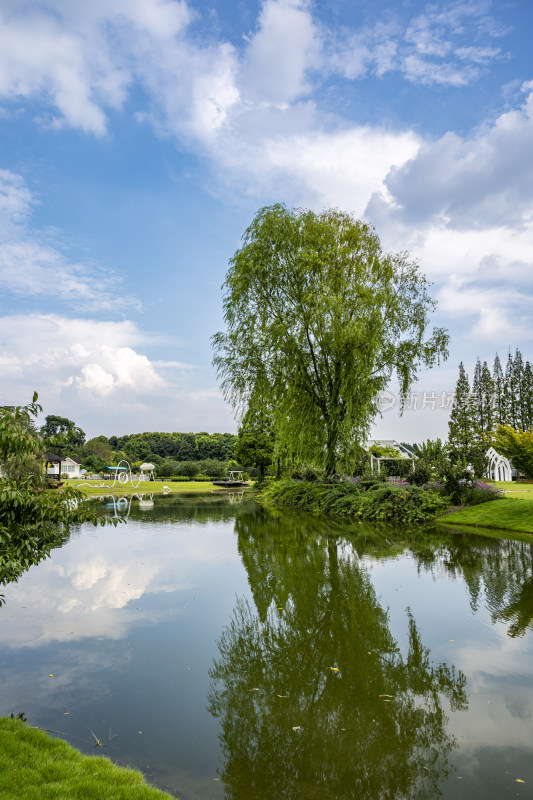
top-left (0, 717), bottom-right (177, 800)
top-left (495, 481), bottom-right (533, 500)
top-left (59, 479), bottom-right (237, 496)
top-left (439, 497), bottom-right (533, 534)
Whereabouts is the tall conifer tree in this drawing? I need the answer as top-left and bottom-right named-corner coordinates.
top-left (522, 361), bottom-right (533, 430)
top-left (448, 362), bottom-right (477, 460)
top-left (513, 349), bottom-right (524, 428)
top-left (493, 354), bottom-right (506, 425)
top-left (480, 361), bottom-right (495, 434)
top-left (504, 352), bottom-right (518, 428)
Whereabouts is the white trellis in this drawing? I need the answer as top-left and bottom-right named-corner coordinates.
top-left (485, 447), bottom-right (512, 482)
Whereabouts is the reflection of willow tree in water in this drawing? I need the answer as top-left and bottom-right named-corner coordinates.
top-left (208, 507), bottom-right (468, 800)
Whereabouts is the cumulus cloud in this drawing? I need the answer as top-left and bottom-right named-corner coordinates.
top-left (0, 314), bottom-right (166, 398)
top-left (377, 84), bottom-right (533, 229)
top-left (0, 312), bottom-right (234, 435)
top-left (0, 170), bottom-right (138, 310)
top-left (362, 82), bottom-right (533, 348)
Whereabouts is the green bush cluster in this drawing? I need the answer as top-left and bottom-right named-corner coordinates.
top-left (258, 480), bottom-right (449, 524)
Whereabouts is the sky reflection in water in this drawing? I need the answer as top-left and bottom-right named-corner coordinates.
top-left (0, 495), bottom-right (532, 799)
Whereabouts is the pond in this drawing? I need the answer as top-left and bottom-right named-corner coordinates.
top-left (1, 494), bottom-right (533, 799)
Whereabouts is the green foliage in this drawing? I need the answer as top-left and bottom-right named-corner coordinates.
top-left (213, 204), bottom-right (448, 475)
top-left (493, 425), bottom-right (533, 478)
top-left (448, 362), bottom-right (478, 460)
top-left (290, 463), bottom-right (323, 481)
top-left (176, 460), bottom-right (201, 478)
top-left (107, 431), bottom-right (236, 463)
top-left (235, 407), bottom-right (275, 481)
top-left (40, 414), bottom-right (85, 453)
top-left (368, 443), bottom-right (400, 458)
top-left (258, 479), bottom-right (448, 524)
top-left (0, 396), bottom-right (114, 603)
top-left (83, 436), bottom-right (113, 464)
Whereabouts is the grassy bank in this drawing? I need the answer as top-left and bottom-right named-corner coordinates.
top-left (59, 479), bottom-right (233, 496)
top-left (0, 717), bottom-right (176, 800)
top-left (438, 498), bottom-right (533, 534)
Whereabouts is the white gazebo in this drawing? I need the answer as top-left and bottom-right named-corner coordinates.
top-left (485, 447), bottom-right (512, 482)
top-left (140, 462), bottom-right (155, 480)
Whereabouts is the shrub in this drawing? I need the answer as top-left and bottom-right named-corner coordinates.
top-left (258, 479), bottom-right (448, 524)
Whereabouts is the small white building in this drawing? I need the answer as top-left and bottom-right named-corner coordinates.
top-left (45, 453), bottom-right (82, 479)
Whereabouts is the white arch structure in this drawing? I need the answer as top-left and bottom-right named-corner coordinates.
top-left (485, 447), bottom-right (512, 482)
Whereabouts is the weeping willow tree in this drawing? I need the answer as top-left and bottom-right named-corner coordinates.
top-left (212, 204), bottom-right (448, 475)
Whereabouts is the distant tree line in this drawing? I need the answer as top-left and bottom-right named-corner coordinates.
top-left (40, 419), bottom-right (238, 477)
top-left (108, 431), bottom-right (237, 462)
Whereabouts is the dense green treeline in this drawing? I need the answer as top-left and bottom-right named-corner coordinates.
top-left (38, 417), bottom-right (238, 476)
top-left (107, 430), bottom-right (236, 462)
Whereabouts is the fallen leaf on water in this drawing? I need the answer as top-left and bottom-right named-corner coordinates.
top-left (248, 688), bottom-right (259, 692)
top-left (277, 694), bottom-right (288, 698)
top-left (292, 726), bottom-right (301, 731)
top-left (449, 639), bottom-right (454, 642)
top-left (49, 674), bottom-right (54, 678)
top-left (213, 778), bottom-right (220, 781)
top-left (330, 667), bottom-right (340, 672)
top-left (379, 694), bottom-right (393, 698)
top-left (516, 779), bottom-right (526, 783)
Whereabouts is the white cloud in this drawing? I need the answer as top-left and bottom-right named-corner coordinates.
top-left (377, 84), bottom-right (533, 229)
top-left (0, 312), bottom-right (235, 436)
top-left (362, 83), bottom-right (533, 349)
top-left (0, 170), bottom-right (138, 310)
top-left (242, 0), bottom-right (321, 105)
top-left (0, 0), bottom-right (191, 135)
top-left (0, 314), bottom-right (166, 398)
top-left (328, 0), bottom-right (506, 87)
top-left (209, 123), bottom-right (420, 213)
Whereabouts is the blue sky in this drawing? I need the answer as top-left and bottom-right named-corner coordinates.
top-left (1, 0), bottom-right (532, 442)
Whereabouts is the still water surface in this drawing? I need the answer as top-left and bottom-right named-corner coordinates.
top-left (1, 494), bottom-right (533, 799)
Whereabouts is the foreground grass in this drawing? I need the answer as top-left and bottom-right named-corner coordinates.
top-left (59, 479), bottom-right (225, 496)
top-left (439, 498), bottom-right (533, 533)
top-left (0, 717), bottom-right (176, 800)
